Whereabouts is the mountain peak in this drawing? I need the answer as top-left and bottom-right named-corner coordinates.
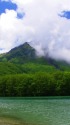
top-left (23, 42), bottom-right (30, 46)
top-left (0, 42), bottom-right (36, 63)
top-left (20, 42), bottom-right (34, 50)
top-left (11, 42), bottom-right (32, 51)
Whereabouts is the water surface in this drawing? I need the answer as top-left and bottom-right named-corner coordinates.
top-left (0, 97), bottom-right (70, 125)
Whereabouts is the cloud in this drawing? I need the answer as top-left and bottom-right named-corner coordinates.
top-left (0, 0), bottom-right (70, 63)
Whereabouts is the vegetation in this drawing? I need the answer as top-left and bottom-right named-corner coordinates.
top-left (0, 62), bottom-right (57, 75)
top-left (0, 42), bottom-right (70, 96)
top-left (0, 71), bottom-right (69, 96)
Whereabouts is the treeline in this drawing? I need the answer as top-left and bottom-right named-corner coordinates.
top-left (0, 71), bottom-right (70, 96)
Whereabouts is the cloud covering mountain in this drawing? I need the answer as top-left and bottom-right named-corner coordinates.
top-left (0, 0), bottom-right (70, 62)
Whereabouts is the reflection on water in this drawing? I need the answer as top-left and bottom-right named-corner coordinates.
top-left (0, 97), bottom-right (70, 125)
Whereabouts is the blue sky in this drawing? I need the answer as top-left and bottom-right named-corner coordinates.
top-left (60, 11), bottom-right (70, 19)
top-left (0, 1), bottom-right (17, 14)
top-left (0, 0), bottom-right (24, 19)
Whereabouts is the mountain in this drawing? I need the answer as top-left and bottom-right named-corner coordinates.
top-left (0, 42), bottom-right (70, 75)
top-left (0, 42), bottom-right (37, 63)
top-left (0, 42), bottom-right (55, 65)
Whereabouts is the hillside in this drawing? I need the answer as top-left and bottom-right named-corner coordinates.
top-left (0, 42), bottom-right (36, 63)
top-left (0, 42), bottom-right (70, 96)
top-left (0, 42), bottom-right (70, 75)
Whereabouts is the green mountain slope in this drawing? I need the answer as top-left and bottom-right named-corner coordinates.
top-left (0, 43), bottom-right (70, 96)
top-left (0, 42), bottom-right (59, 65)
top-left (0, 42), bottom-right (70, 75)
top-left (0, 42), bottom-right (36, 63)
top-left (0, 62), bottom-right (57, 75)
top-left (0, 62), bottom-right (24, 75)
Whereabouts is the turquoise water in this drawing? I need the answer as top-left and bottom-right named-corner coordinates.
top-left (0, 97), bottom-right (70, 125)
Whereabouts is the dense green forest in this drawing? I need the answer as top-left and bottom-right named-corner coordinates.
top-left (0, 42), bottom-right (70, 96)
top-left (0, 71), bottom-right (70, 96)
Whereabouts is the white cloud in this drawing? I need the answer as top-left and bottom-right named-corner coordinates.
top-left (0, 0), bottom-right (70, 62)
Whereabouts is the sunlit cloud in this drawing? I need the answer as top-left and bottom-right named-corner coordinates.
top-left (0, 0), bottom-right (70, 63)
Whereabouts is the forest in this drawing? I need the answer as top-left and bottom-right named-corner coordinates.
top-left (0, 71), bottom-right (70, 96)
top-left (0, 43), bottom-right (70, 96)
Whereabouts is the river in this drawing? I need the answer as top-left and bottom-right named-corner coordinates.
top-left (0, 97), bottom-right (70, 125)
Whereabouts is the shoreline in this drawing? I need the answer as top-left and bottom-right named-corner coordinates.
top-left (0, 117), bottom-right (26, 125)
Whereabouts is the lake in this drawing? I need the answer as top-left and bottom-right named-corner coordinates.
top-left (0, 97), bottom-right (70, 125)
